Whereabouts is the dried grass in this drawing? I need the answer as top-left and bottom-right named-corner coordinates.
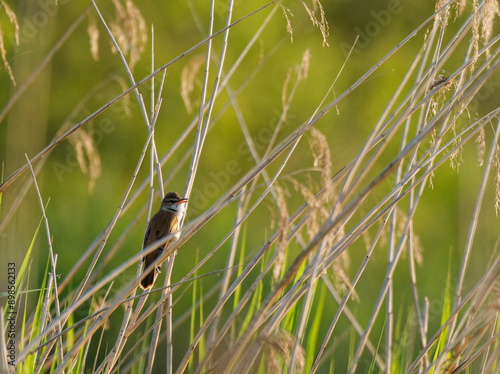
top-left (0, 0), bottom-right (19, 86)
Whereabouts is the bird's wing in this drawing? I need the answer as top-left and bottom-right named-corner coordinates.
top-left (143, 211), bottom-right (179, 248)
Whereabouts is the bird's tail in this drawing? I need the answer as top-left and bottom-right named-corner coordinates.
top-left (140, 268), bottom-right (156, 290)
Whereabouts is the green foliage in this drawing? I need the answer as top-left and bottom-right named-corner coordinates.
top-left (304, 282), bottom-right (325, 371)
top-left (1, 0), bottom-right (500, 373)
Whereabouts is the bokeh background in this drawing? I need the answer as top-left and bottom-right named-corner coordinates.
top-left (1, 0), bottom-right (499, 372)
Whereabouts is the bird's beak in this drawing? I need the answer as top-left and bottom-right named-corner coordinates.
top-left (176, 198), bottom-right (188, 204)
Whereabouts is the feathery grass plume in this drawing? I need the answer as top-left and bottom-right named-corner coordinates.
top-left (449, 125), bottom-right (463, 172)
top-left (180, 54), bottom-right (205, 113)
top-left (0, 0), bottom-right (19, 86)
top-left (109, 0), bottom-right (146, 70)
top-left (434, 0), bottom-right (454, 38)
top-left (298, 48), bottom-right (310, 80)
top-left (331, 264), bottom-right (355, 301)
top-left (289, 168), bottom-right (350, 296)
top-left (113, 75), bottom-right (133, 117)
top-left (475, 126), bottom-right (486, 166)
top-left (298, 0), bottom-right (329, 47)
top-left (280, 5), bottom-right (294, 43)
top-left (0, 1), bottom-right (18, 45)
top-left (471, 1), bottom-right (480, 68)
top-left (308, 128), bottom-right (337, 228)
top-left (290, 178), bottom-right (317, 238)
top-left (308, 127), bottom-right (345, 285)
top-left (50, 75), bottom-right (130, 191)
top-left (282, 67), bottom-right (292, 111)
top-left (87, 15), bottom-right (100, 61)
top-left (248, 331), bottom-right (305, 373)
top-left (458, 0), bottom-right (467, 15)
top-left (427, 130), bottom-right (438, 190)
top-left (69, 128), bottom-right (102, 192)
top-left (480, 0), bottom-right (500, 46)
top-left (309, 128), bottom-right (332, 191)
top-left (428, 259), bottom-right (500, 373)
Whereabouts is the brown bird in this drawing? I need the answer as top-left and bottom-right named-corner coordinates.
top-left (140, 191), bottom-right (188, 290)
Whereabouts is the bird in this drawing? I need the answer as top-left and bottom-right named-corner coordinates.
top-left (140, 191), bottom-right (188, 290)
